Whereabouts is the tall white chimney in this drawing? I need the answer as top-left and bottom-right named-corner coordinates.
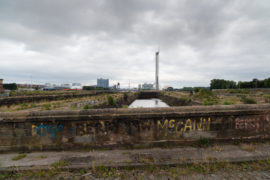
top-left (155, 51), bottom-right (159, 90)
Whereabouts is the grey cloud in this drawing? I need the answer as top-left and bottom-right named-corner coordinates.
top-left (0, 0), bottom-right (269, 88)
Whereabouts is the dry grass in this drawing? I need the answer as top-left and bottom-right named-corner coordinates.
top-left (240, 143), bottom-right (256, 152)
top-left (0, 93), bottom-right (125, 112)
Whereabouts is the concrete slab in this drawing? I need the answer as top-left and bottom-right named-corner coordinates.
top-left (0, 143), bottom-right (269, 172)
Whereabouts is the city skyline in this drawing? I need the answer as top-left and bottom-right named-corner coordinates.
top-left (0, 0), bottom-right (270, 88)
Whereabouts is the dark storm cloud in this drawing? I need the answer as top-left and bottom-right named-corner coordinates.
top-left (0, 0), bottom-right (269, 87)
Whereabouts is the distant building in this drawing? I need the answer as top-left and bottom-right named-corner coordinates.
top-left (164, 86), bottom-right (174, 91)
top-left (71, 83), bottom-right (82, 90)
top-left (0, 79), bottom-right (4, 93)
top-left (142, 83), bottom-right (154, 90)
top-left (97, 78), bottom-right (109, 89)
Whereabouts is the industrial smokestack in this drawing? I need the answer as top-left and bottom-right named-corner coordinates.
top-left (155, 51), bottom-right (159, 90)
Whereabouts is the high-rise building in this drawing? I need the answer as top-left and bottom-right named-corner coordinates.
top-left (97, 78), bottom-right (109, 89)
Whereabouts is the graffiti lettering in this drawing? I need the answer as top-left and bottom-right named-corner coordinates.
top-left (235, 118), bottom-right (260, 131)
top-left (157, 118), bottom-right (211, 136)
top-left (35, 124), bottom-right (64, 138)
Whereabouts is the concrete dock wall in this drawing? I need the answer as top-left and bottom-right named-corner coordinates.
top-left (0, 104), bottom-right (269, 151)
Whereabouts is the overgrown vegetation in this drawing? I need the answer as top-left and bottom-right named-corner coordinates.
top-left (83, 104), bottom-right (92, 109)
top-left (3, 159), bottom-right (270, 179)
top-left (123, 92), bottom-right (128, 101)
top-left (3, 83), bottom-right (17, 90)
top-left (50, 161), bottom-right (68, 168)
top-left (223, 100), bottom-right (233, 105)
top-left (240, 95), bottom-right (257, 104)
top-left (12, 154), bottom-right (26, 161)
top-left (107, 95), bottom-right (116, 106)
top-left (43, 104), bottom-right (51, 110)
top-left (196, 137), bottom-right (209, 147)
top-left (194, 89), bottom-right (218, 105)
top-left (227, 89), bottom-right (249, 94)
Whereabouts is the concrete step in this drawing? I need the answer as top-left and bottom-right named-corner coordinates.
top-left (0, 143), bottom-right (270, 172)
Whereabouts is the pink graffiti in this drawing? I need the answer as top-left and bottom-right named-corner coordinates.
top-left (235, 118), bottom-right (260, 130)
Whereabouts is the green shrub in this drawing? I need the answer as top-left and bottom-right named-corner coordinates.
top-left (122, 105), bottom-right (128, 108)
top-left (80, 169), bottom-right (86, 175)
top-left (12, 154), bottom-right (26, 161)
top-left (17, 103), bottom-right (29, 110)
top-left (203, 99), bottom-right (214, 106)
top-left (223, 100), bottom-right (233, 105)
top-left (50, 161), bottom-right (68, 168)
top-left (43, 104), bottom-right (51, 110)
top-left (123, 93), bottom-right (128, 101)
top-left (194, 88), bottom-right (201, 93)
top-left (227, 89), bottom-right (248, 94)
top-left (196, 138), bottom-right (209, 147)
top-left (240, 95), bottom-right (256, 104)
top-left (83, 104), bottom-right (92, 109)
top-left (107, 95), bottom-right (116, 106)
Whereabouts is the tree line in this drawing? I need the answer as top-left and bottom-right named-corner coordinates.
top-left (210, 78), bottom-right (270, 89)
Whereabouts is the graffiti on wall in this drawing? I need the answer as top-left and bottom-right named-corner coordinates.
top-left (32, 124), bottom-right (64, 138)
top-left (157, 118), bottom-right (211, 136)
top-left (235, 117), bottom-right (261, 131)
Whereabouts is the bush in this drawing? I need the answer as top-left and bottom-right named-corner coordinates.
top-left (12, 154), bottom-right (26, 161)
top-left (195, 89), bottom-right (214, 99)
top-left (17, 103), bottom-right (29, 110)
top-left (107, 95), bottom-right (116, 106)
top-left (83, 104), bottom-right (92, 109)
top-left (43, 104), bottom-right (51, 110)
top-left (203, 99), bottom-right (214, 106)
top-left (3, 83), bottom-right (17, 90)
top-left (196, 137), bottom-right (209, 147)
top-left (227, 89), bottom-right (248, 94)
top-left (223, 100), bottom-right (233, 105)
top-left (123, 93), bottom-right (128, 101)
top-left (240, 96), bottom-right (256, 104)
top-left (194, 88), bottom-right (201, 93)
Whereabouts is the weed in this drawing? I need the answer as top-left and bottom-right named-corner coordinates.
top-left (169, 168), bottom-right (179, 178)
top-left (240, 143), bottom-right (256, 151)
top-left (123, 93), bottom-right (128, 101)
top-left (95, 165), bottom-right (119, 178)
top-left (203, 99), bottom-right (214, 105)
top-left (196, 137), bottom-right (209, 147)
top-left (214, 145), bottom-right (223, 152)
top-left (0, 172), bottom-right (21, 179)
top-left (126, 159), bottom-right (132, 163)
top-left (43, 104), bottom-right (51, 110)
top-left (227, 89), bottom-right (249, 94)
top-left (240, 95), bottom-right (256, 104)
top-left (40, 155), bottom-right (47, 159)
top-left (50, 161), bottom-right (68, 168)
top-left (122, 151), bottom-right (131, 155)
top-left (80, 169), bottom-right (85, 175)
top-left (223, 100), bottom-right (233, 105)
top-left (107, 95), bottom-right (116, 106)
top-left (16, 103), bottom-right (29, 110)
top-left (83, 104), bottom-right (92, 109)
top-left (30, 104), bottom-right (36, 108)
top-left (12, 154), bottom-right (26, 161)
top-left (233, 140), bottom-right (240, 145)
top-left (122, 105), bottom-right (129, 108)
top-left (207, 156), bottom-right (217, 162)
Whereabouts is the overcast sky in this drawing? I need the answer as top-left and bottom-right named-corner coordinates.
top-left (0, 0), bottom-right (269, 88)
